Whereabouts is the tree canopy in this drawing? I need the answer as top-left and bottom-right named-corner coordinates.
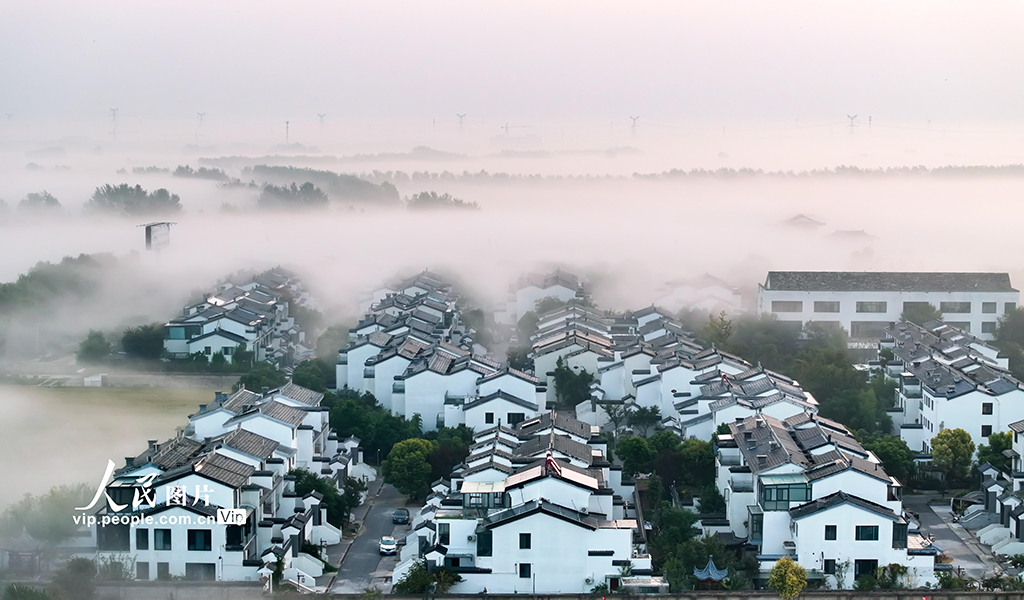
top-left (616, 436), bottom-right (655, 477)
top-left (257, 182), bottom-right (329, 209)
top-left (767, 557), bottom-right (807, 599)
top-left (552, 356), bottom-right (594, 409)
top-left (382, 439), bottom-right (434, 497)
top-left (77, 330), bottom-right (110, 364)
top-left (290, 469), bottom-right (365, 528)
top-left (235, 362), bottom-right (287, 392)
top-left (901, 302), bottom-right (942, 326)
top-left (86, 184), bottom-right (181, 217)
top-left (405, 191), bottom-right (478, 211)
top-left (863, 435), bottom-right (917, 483)
top-left (19, 191), bottom-right (61, 214)
top-left (931, 428), bottom-right (975, 483)
top-left (121, 323), bottom-right (164, 360)
top-left (977, 431), bottom-right (1013, 472)
top-left (291, 358), bottom-right (336, 392)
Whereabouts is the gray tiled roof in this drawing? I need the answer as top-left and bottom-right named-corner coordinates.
top-left (223, 428), bottom-right (280, 459)
top-left (765, 271), bottom-right (1016, 293)
top-left (278, 382), bottom-right (324, 406)
top-left (789, 491), bottom-right (900, 520)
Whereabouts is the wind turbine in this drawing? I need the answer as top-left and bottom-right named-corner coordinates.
top-left (5, 113), bottom-right (11, 121)
top-left (197, 112), bottom-right (206, 125)
top-left (456, 113), bottom-right (466, 131)
top-left (317, 114), bottom-right (326, 130)
top-left (847, 114), bottom-right (858, 134)
top-left (629, 116), bottom-right (639, 137)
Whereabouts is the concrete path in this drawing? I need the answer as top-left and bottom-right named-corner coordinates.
top-left (904, 493), bottom-right (1000, 578)
top-left (329, 480), bottom-right (409, 594)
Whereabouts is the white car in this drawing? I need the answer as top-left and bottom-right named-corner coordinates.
top-left (379, 536), bottom-right (398, 555)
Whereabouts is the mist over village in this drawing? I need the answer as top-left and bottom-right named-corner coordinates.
top-left (4, 2), bottom-right (1024, 599)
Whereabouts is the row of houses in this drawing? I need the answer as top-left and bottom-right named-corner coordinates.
top-left (89, 382), bottom-right (372, 589)
top-left (163, 267), bottom-right (315, 368)
top-left (881, 320), bottom-right (1024, 453)
top-left (339, 271), bottom-right (550, 432)
top-left (393, 411), bottom-right (664, 594)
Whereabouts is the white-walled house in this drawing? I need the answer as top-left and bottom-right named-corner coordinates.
top-left (757, 271), bottom-right (1019, 341)
top-left (497, 270), bottom-right (585, 325)
top-left (653, 274), bottom-right (744, 315)
top-left (393, 412), bottom-right (655, 594)
top-left (713, 414), bottom-right (937, 588)
top-left (883, 321), bottom-right (1024, 453)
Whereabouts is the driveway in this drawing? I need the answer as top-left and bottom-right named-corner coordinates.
top-left (903, 493), bottom-right (997, 578)
top-left (330, 482), bottom-right (409, 593)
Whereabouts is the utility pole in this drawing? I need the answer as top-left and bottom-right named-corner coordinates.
top-left (110, 108), bottom-right (119, 141)
top-left (285, 120), bottom-right (290, 144)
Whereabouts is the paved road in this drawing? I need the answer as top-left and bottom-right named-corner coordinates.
top-left (331, 483), bottom-right (409, 593)
top-left (903, 493), bottom-right (996, 578)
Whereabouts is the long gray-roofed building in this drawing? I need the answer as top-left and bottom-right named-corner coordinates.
top-left (758, 271), bottom-right (1019, 342)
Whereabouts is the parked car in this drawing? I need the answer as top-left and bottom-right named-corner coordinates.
top-left (379, 536), bottom-right (398, 555)
top-left (392, 508), bottom-right (410, 524)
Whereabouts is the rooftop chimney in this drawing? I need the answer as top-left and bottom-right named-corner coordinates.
top-left (757, 455), bottom-right (767, 468)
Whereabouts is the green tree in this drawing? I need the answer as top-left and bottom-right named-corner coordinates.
top-left (121, 323), bottom-right (164, 360)
top-left (323, 389), bottom-right (422, 460)
top-left (19, 191), bottom-right (61, 214)
top-left (678, 439), bottom-right (715, 488)
top-left (423, 426), bottom-right (474, 482)
top-left (393, 560), bottom-right (464, 594)
top-left (901, 303), bottom-right (942, 326)
top-left (290, 469), bottom-right (366, 528)
top-left (602, 402), bottom-right (633, 434)
top-left (628, 405), bottom-right (661, 437)
top-left (977, 431), bottom-right (1013, 472)
top-left (235, 362), bottom-right (287, 392)
top-left (505, 346), bottom-right (531, 371)
top-left (86, 184), bottom-right (181, 217)
top-left (382, 439), bottom-right (434, 497)
top-left (864, 435), bottom-right (917, 483)
top-left (931, 428), bottom-right (976, 483)
top-left (516, 310), bottom-right (539, 339)
top-left (76, 330), bottom-right (110, 364)
top-left (698, 485), bottom-right (726, 514)
top-left (50, 558), bottom-right (96, 600)
top-left (767, 557), bottom-right (807, 600)
top-left (648, 503), bottom-right (699, 563)
top-left (552, 356), bottom-right (594, 409)
top-left (616, 436), bottom-right (655, 476)
top-left (535, 296), bottom-right (567, 314)
top-left (405, 191), bottom-right (478, 211)
top-left (702, 311), bottom-right (734, 347)
top-left (292, 358), bottom-right (336, 392)
top-left (258, 182), bottom-right (329, 209)
top-left (316, 323), bottom-right (351, 359)
top-left (0, 484), bottom-right (91, 546)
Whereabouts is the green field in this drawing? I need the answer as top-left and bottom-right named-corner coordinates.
top-left (0, 385), bottom-right (226, 508)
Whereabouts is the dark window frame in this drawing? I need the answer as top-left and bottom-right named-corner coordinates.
top-left (824, 525), bottom-right (837, 540)
top-left (855, 525), bottom-right (879, 541)
top-left (519, 533), bottom-right (531, 549)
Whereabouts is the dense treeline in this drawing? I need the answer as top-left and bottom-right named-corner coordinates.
top-left (244, 165), bottom-right (399, 203)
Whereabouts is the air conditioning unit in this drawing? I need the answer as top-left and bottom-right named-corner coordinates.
top-left (585, 577), bottom-right (594, 585)
top-left (467, 535), bottom-right (475, 542)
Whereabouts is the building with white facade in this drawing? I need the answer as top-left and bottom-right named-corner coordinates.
top-left (881, 321), bottom-right (1024, 453)
top-left (90, 382), bottom-right (369, 587)
top-left (757, 271), bottom-right (1019, 341)
top-left (653, 273), bottom-right (744, 316)
top-left (714, 414), bottom-right (938, 588)
top-left (496, 269), bottom-right (586, 325)
top-left (393, 411), bottom-right (661, 594)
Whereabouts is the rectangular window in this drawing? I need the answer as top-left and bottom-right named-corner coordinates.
top-left (983, 302), bottom-right (998, 314)
top-left (855, 525), bottom-right (879, 541)
top-left (854, 559), bottom-right (878, 580)
top-left (940, 302), bottom-right (972, 314)
top-left (813, 301), bottom-right (840, 313)
top-left (983, 322), bottom-right (997, 334)
top-left (136, 562), bottom-right (149, 580)
top-left (856, 301), bottom-right (887, 313)
top-left (850, 321), bottom-right (889, 340)
top-left (761, 484), bottom-right (810, 511)
top-left (476, 531), bottom-right (492, 557)
top-left (823, 559), bottom-right (836, 575)
top-left (750, 513), bottom-right (763, 540)
top-left (519, 563), bottom-right (532, 578)
top-left (184, 325), bottom-right (201, 338)
top-left (187, 529), bottom-right (211, 552)
top-left (492, 493), bottom-right (506, 507)
top-left (136, 528), bottom-right (149, 550)
top-left (438, 523), bottom-right (450, 545)
top-left (983, 425), bottom-right (993, 437)
top-left (983, 403), bottom-right (993, 415)
top-left (223, 346), bottom-right (234, 356)
top-left (485, 412), bottom-right (494, 424)
top-left (824, 525), bottom-right (837, 540)
top-left (1008, 303), bottom-right (1017, 314)
top-left (772, 301), bottom-right (803, 313)
top-left (519, 533), bottom-right (531, 549)
top-left (167, 327), bottom-right (186, 340)
top-left (204, 346), bottom-right (212, 355)
top-left (892, 522), bottom-right (908, 549)
top-left (157, 562), bottom-right (170, 579)
top-left (154, 529), bottom-right (172, 551)
top-left (507, 413), bottom-right (526, 426)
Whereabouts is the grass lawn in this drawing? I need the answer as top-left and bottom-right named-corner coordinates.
top-left (0, 385), bottom-right (225, 508)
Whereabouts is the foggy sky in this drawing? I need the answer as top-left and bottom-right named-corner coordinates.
top-left (3, 0), bottom-right (1024, 125)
